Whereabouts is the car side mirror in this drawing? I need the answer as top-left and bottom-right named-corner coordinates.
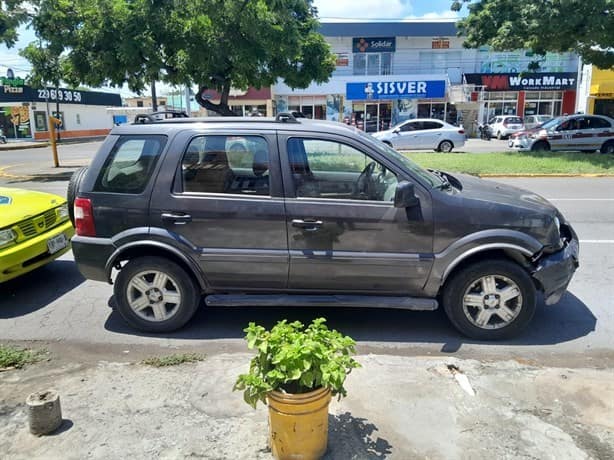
top-left (393, 128), bottom-right (401, 134)
top-left (394, 181), bottom-right (419, 208)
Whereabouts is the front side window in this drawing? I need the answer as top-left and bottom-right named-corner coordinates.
top-left (287, 138), bottom-right (398, 202)
top-left (181, 135), bottom-right (270, 196)
top-left (95, 135), bottom-right (167, 193)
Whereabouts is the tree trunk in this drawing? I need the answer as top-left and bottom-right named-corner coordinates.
top-left (194, 81), bottom-right (238, 116)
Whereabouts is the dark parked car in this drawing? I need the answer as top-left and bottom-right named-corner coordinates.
top-left (69, 113), bottom-right (579, 340)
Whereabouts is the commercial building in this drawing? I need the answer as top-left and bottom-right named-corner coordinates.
top-left (0, 77), bottom-right (122, 140)
top-left (577, 65), bottom-right (614, 118)
top-left (272, 20), bottom-right (579, 135)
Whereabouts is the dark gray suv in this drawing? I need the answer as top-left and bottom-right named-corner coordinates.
top-left (70, 113), bottom-right (579, 340)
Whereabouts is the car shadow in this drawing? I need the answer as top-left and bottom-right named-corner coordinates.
top-left (103, 291), bottom-right (596, 348)
top-left (325, 412), bottom-right (392, 459)
top-left (0, 260), bottom-right (85, 318)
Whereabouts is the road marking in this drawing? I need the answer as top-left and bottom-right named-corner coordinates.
top-left (546, 198), bottom-right (614, 201)
top-left (579, 240), bottom-right (614, 243)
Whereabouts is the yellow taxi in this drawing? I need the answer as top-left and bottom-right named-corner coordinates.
top-left (0, 187), bottom-right (74, 283)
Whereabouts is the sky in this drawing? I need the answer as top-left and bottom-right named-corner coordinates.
top-left (0, 0), bottom-right (464, 96)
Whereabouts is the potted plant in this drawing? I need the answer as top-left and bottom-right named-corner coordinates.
top-left (234, 317), bottom-right (360, 460)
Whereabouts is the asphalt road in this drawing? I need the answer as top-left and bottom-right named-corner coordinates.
top-left (1, 143), bottom-right (613, 364)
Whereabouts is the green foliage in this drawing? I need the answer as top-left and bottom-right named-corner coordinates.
top-left (452, 0), bottom-right (614, 68)
top-left (234, 318), bottom-right (361, 409)
top-left (24, 0), bottom-right (335, 114)
top-left (0, 1), bottom-right (29, 47)
top-left (0, 344), bottom-right (44, 369)
top-left (141, 353), bottom-right (205, 367)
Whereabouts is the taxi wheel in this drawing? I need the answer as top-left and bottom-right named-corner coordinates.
top-left (531, 141), bottom-right (550, 152)
top-left (601, 141), bottom-right (614, 154)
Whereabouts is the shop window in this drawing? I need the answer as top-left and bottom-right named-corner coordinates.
top-left (136, 101), bottom-right (144, 107)
top-left (34, 111), bottom-right (48, 131)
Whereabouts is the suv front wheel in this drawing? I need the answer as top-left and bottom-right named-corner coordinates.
top-left (442, 259), bottom-right (536, 340)
top-left (114, 256), bottom-right (200, 332)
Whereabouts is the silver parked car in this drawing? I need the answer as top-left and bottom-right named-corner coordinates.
top-left (372, 118), bottom-right (466, 152)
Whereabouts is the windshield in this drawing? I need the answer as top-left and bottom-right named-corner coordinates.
top-left (540, 117), bottom-right (564, 130)
top-left (355, 129), bottom-right (441, 188)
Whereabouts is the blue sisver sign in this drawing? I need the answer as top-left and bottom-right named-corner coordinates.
top-left (346, 80), bottom-right (446, 100)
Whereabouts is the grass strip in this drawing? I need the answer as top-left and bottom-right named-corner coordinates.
top-left (141, 353), bottom-right (205, 367)
top-left (403, 151), bottom-right (614, 175)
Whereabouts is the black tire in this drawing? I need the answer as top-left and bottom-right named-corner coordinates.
top-left (531, 141), bottom-right (550, 152)
top-left (438, 140), bottom-right (454, 153)
top-left (442, 259), bottom-right (537, 340)
top-left (114, 256), bottom-right (201, 333)
top-left (600, 141), bottom-right (614, 154)
top-left (497, 131), bottom-right (503, 140)
top-left (67, 166), bottom-right (88, 225)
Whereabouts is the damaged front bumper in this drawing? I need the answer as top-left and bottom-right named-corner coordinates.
top-left (532, 235), bottom-right (579, 305)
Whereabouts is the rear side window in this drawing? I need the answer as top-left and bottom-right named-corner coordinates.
top-left (587, 117), bottom-right (611, 129)
top-left (506, 117), bottom-right (523, 124)
top-left (95, 135), bottom-right (166, 193)
top-left (181, 135), bottom-right (270, 196)
top-left (422, 121), bottom-right (443, 130)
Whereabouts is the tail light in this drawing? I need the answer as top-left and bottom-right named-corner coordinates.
top-left (458, 129), bottom-right (465, 134)
top-left (74, 198), bottom-right (96, 236)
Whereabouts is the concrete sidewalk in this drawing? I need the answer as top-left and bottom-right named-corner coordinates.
top-left (1, 346), bottom-right (612, 459)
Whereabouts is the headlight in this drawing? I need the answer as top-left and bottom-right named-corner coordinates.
top-left (57, 203), bottom-right (70, 220)
top-left (0, 228), bottom-right (17, 247)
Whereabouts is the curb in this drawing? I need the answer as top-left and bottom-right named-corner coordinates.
top-left (0, 143), bottom-right (49, 151)
top-left (479, 173), bottom-right (614, 178)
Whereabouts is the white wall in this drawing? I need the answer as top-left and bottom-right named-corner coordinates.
top-left (30, 103), bottom-right (115, 131)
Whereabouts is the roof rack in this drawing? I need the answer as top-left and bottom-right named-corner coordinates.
top-left (133, 110), bottom-right (190, 124)
top-left (275, 112), bottom-right (301, 123)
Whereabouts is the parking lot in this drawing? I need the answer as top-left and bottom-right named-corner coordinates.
top-left (1, 142), bottom-right (612, 364)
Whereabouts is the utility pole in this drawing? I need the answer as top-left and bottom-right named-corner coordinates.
top-left (151, 79), bottom-right (158, 111)
top-left (55, 85), bottom-right (61, 142)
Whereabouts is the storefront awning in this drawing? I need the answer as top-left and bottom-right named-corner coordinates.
top-left (591, 81), bottom-right (614, 95)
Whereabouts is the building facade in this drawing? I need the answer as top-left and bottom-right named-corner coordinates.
top-left (272, 20), bottom-right (579, 134)
top-left (0, 78), bottom-right (122, 140)
top-left (577, 65), bottom-right (614, 118)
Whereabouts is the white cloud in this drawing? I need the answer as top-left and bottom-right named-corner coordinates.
top-left (416, 10), bottom-right (460, 19)
top-left (313, 0), bottom-right (411, 19)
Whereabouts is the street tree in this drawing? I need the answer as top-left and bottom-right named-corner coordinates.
top-left (452, 0), bottom-right (614, 68)
top-left (0, 1), bottom-right (29, 47)
top-left (25, 0), bottom-right (336, 115)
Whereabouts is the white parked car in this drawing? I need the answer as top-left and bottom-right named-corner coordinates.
top-left (487, 115), bottom-right (524, 139)
top-left (524, 115), bottom-right (552, 129)
top-left (372, 118), bottom-right (465, 152)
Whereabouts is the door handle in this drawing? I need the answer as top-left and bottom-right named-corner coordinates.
top-left (292, 219), bottom-right (323, 231)
top-left (161, 212), bottom-right (192, 224)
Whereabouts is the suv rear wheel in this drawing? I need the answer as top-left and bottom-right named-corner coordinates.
top-left (442, 259), bottom-right (536, 340)
top-left (114, 256), bottom-right (200, 332)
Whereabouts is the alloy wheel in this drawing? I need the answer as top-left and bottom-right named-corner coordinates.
top-left (126, 270), bottom-right (182, 322)
top-left (462, 275), bottom-right (523, 330)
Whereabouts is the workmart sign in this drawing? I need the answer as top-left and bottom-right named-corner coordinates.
top-left (465, 72), bottom-right (577, 91)
top-left (346, 80), bottom-right (446, 100)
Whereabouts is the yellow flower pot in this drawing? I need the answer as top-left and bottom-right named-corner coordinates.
top-left (267, 387), bottom-right (332, 460)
